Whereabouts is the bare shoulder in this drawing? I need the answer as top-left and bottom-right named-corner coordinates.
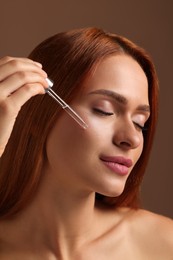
top-left (93, 207), bottom-right (173, 259)
top-left (132, 208), bottom-right (173, 235)
top-left (128, 208), bottom-right (173, 257)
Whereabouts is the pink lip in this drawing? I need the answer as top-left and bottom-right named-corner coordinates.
top-left (100, 155), bottom-right (133, 176)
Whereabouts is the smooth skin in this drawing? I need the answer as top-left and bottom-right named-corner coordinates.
top-left (0, 55), bottom-right (172, 259)
top-left (0, 56), bottom-right (48, 156)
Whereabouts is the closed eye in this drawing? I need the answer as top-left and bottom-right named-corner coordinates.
top-left (134, 122), bottom-right (148, 132)
top-left (93, 108), bottom-right (114, 116)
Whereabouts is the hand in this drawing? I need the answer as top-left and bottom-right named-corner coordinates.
top-left (0, 56), bottom-right (48, 157)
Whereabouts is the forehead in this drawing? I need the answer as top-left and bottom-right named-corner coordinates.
top-left (82, 54), bottom-right (149, 105)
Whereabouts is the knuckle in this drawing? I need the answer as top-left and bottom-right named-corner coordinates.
top-left (24, 83), bottom-right (41, 95)
top-left (24, 83), bottom-right (34, 93)
top-left (9, 59), bottom-right (21, 69)
top-left (24, 83), bottom-right (43, 95)
top-left (17, 71), bottom-right (28, 81)
top-left (2, 56), bottom-right (13, 63)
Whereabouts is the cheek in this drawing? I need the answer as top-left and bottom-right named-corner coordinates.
top-left (135, 135), bottom-right (144, 162)
top-left (45, 115), bottom-right (103, 171)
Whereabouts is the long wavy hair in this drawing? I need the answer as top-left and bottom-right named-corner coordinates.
top-left (0, 27), bottom-right (159, 218)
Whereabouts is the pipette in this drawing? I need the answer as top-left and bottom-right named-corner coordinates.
top-left (45, 78), bottom-right (88, 130)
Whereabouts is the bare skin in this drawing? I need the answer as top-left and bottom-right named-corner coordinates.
top-left (0, 56), bottom-right (48, 156)
top-left (0, 56), bottom-right (172, 259)
top-left (0, 207), bottom-right (172, 259)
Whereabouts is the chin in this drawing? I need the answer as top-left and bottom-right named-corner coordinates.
top-left (96, 183), bottom-right (126, 198)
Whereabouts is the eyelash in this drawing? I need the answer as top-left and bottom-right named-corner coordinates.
top-left (93, 108), bottom-right (114, 116)
top-left (134, 123), bottom-right (148, 132)
top-left (93, 108), bottom-right (148, 132)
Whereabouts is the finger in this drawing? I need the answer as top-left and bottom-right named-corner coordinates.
top-left (0, 81), bottom-right (45, 156)
top-left (3, 83), bottom-right (46, 112)
top-left (0, 56), bottom-right (42, 68)
top-left (0, 59), bottom-right (46, 82)
top-left (0, 72), bottom-right (48, 99)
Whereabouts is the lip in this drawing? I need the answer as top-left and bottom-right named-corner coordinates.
top-left (100, 155), bottom-right (133, 176)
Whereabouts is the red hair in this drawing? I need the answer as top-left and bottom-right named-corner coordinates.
top-left (0, 28), bottom-right (159, 218)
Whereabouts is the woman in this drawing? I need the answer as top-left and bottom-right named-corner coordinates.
top-left (0, 28), bottom-right (172, 259)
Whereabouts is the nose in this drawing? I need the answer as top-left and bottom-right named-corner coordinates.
top-left (112, 120), bottom-right (142, 150)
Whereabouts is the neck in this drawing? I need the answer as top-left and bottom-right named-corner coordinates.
top-left (14, 168), bottom-right (100, 256)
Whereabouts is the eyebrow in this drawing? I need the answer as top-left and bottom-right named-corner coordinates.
top-left (88, 89), bottom-right (150, 113)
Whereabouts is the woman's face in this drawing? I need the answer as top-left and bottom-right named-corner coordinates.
top-left (46, 54), bottom-right (150, 197)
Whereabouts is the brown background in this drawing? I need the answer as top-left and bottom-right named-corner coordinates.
top-left (0, 0), bottom-right (172, 218)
